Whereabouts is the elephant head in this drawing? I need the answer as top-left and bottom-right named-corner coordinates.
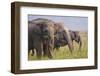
top-left (54, 23), bottom-right (73, 53)
top-left (32, 18), bottom-right (55, 40)
top-left (69, 30), bottom-right (82, 50)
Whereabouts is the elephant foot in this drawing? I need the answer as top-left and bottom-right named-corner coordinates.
top-left (31, 50), bottom-right (34, 56)
top-left (37, 56), bottom-right (42, 59)
top-left (48, 54), bottom-right (53, 59)
top-left (31, 53), bottom-right (34, 56)
top-left (43, 53), bottom-right (53, 59)
top-left (43, 52), bottom-right (47, 57)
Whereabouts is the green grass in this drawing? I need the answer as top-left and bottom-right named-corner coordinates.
top-left (28, 32), bottom-right (88, 61)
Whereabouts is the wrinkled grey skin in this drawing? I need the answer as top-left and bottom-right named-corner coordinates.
top-left (28, 18), bottom-right (55, 59)
top-left (28, 18), bottom-right (74, 58)
top-left (69, 30), bottom-right (82, 50)
top-left (54, 29), bottom-right (82, 51)
top-left (28, 21), bottom-right (43, 59)
top-left (54, 23), bottom-right (73, 53)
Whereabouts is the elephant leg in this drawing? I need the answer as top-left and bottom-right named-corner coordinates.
top-left (31, 49), bottom-right (34, 56)
top-left (35, 42), bottom-right (43, 59)
top-left (43, 41), bottom-right (53, 59)
top-left (78, 36), bottom-right (82, 51)
top-left (72, 40), bottom-right (74, 50)
top-left (36, 49), bottom-right (42, 59)
top-left (74, 36), bottom-right (82, 51)
top-left (28, 50), bottom-right (31, 55)
top-left (43, 44), bottom-right (52, 59)
top-left (47, 46), bottom-right (53, 59)
top-left (47, 40), bottom-right (54, 59)
top-left (68, 41), bottom-right (73, 54)
top-left (43, 44), bottom-right (47, 57)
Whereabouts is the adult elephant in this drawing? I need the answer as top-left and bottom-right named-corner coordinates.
top-left (28, 21), bottom-right (43, 59)
top-left (28, 18), bottom-right (55, 59)
top-left (54, 23), bottom-right (73, 53)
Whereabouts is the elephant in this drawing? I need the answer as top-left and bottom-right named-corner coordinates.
top-left (43, 22), bottom-right (73, 53)
top-left (54, 23), bottom-right (73, 53)
top-left (69, 30), bottom-right (82, 50)
top-left (54, 29), bottom-right (82, 52)
top-left (28, 18), bottom-right (55, 59)
top-left (28, 21), bottom-right (43, 59)
top-left (28, 18), bottom-right (74, 59)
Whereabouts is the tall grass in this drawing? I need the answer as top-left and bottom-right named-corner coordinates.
top-left (28, 32), bottom-right (88, 60)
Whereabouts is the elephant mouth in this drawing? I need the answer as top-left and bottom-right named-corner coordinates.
top-left (42, 32), bottom-right (50, 39)
top-left (42, 35), bottom-right (50, 40)
top-left (43, 35), bottom-right (49, 38)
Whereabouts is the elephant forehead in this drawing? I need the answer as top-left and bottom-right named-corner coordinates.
top-left (32, 18), bottom-right (55, 24)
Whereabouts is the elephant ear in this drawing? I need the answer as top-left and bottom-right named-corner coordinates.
top-left (29, 21), bottom-right (42, 35)
top-left (54, 22), bottom-right (64, 35)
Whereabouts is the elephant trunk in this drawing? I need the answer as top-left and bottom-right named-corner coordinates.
top-left (63, 29), bottom-right (73, 53)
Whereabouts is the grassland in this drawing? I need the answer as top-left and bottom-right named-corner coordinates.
top-left (28, 32), bottom-right (88, 60)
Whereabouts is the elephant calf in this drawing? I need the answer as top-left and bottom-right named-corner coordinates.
top-left (69, 30), bottom-right (82, 50)
top-left (54, 29), bottom-right (82, 52)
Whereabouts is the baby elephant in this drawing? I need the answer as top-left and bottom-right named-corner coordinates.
top-left (54, 30), bottom-right (82, 52)
top-left (69, 30), bottom-right (82, 50)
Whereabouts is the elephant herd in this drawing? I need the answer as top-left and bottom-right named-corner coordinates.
top-left (28, 18), bottom-right (82, 59)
